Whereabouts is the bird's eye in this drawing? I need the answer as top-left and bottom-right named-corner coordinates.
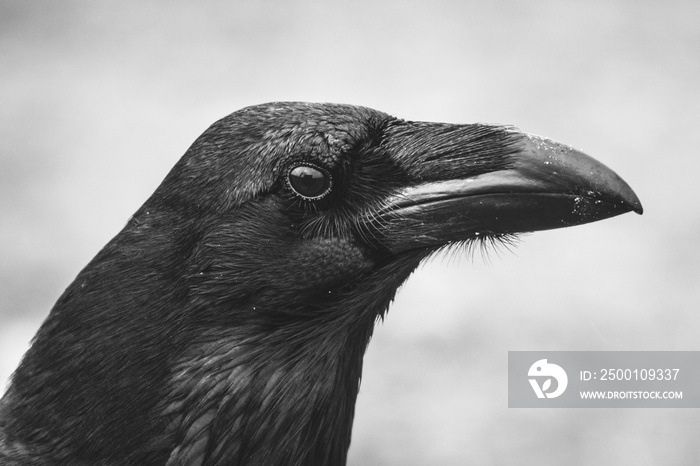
top-left (287, 164), bottom-right (332, 200)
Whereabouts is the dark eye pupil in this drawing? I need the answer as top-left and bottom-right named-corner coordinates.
top-left (288, 165), bottom-right (331, 199)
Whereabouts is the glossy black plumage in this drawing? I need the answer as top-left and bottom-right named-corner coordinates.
top-left (0, 102), bottom-right (641, 465)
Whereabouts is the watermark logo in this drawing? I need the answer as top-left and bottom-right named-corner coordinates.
top-left (509, 351), bottom-right (700, 408)
top-left (528, 358), bottom-right (568, 399)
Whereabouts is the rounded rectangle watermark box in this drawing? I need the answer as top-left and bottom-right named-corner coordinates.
top-left (508, 351), bottom-right (700, 408)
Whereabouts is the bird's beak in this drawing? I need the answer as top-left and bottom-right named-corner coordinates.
top-left (376, 130), bottom-right (643, 254)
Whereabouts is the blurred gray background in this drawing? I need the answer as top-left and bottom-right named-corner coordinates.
top-left (1, 0), bottom-right (698, 464)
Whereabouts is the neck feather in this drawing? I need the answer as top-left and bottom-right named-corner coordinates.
top-left (158, 321), bottom-right (374, 466)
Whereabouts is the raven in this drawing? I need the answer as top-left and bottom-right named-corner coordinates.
top-left (0, 102), bottom-right (642, 465)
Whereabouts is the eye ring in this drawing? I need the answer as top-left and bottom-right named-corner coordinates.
top-left (286, 163), bottom-right (333, 200)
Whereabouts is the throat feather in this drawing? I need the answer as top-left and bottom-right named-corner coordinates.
top-left (158, 328), bottom-right (367, 466)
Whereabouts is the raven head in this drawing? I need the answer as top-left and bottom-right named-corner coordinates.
top-left (1, 102), bottom-right (641, 465)
top-left (157, 102), bottom-right (641, 315)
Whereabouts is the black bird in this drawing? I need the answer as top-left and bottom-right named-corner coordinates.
top-left (0, 102), bottom-right (642, 465)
